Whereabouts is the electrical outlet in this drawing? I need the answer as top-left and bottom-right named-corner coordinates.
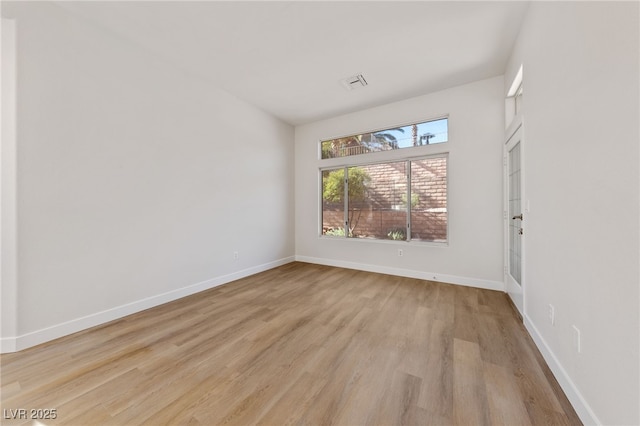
top-left (398, 249), bottom-right (403, 257)
top-left (572, 325), bottom-right (581, 353)
top-left (233, 251), bottom-right (239, 260)
top-left (548, 304), bottom-right (555, 325)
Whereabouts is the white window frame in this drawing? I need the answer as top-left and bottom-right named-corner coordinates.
top-left (318, 115), bottom-right (449, 161)
top-left (319, 152), bottom-right (449, 245)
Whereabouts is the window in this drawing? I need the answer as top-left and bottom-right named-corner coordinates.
top-left (506, 65), bottom-right (523, 127)
top-left (514, 83), bottom-right (523, 115)
top-left (321, 155), bottom-right (448, 243)
top-left (320, 117), bottom-right (448, 159)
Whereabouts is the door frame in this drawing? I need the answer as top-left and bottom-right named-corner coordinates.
top-left (504, 119), bottom-right (525, 317)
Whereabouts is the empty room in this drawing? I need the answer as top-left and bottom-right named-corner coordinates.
top-left (1, 1), bottom-right (638, 425)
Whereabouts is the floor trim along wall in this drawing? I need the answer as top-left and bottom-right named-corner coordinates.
top-left (3, 256), bottom-right (592, 425)
top-left (295, 255), bottom-right (504, 292)
top-left (0, 337), bottom-right (16, 354)
top-left (0, 256), bottom-right (296, 354)
top-left (524, 315), bottom-right (599, 426)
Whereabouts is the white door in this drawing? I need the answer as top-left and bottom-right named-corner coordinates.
top-left (505, 124), bottom-right (524, 315)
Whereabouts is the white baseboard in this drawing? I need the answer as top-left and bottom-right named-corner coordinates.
top-left (1, 256), bottom-right (599, 426)
top-left (297, 255), bottom-right (599, 424)
top-left (1, 256), bottom-right (295, 353)
top-left (0, 337), bottom-right (17, 353)
top-left (295, 255), bottom-right (504, 292)
top-left (524, 315), bottom-right (600, 426)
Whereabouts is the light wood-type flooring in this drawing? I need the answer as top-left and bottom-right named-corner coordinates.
top-left (1, 262), bottom-right (581, 425)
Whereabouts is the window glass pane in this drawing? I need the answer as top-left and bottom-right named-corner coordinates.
top-left (514, 84), bottom-right (523, 115)
top-left (321, 118), bottom-right (448, 159)
top-left (321, 156), bottom-right (447, 243)
top-left (322, 168), bottom-right (346, 237)
top-left (410, 157), bottom-right (447, 242)
top-left (347, 162), bottom-right (407, 240)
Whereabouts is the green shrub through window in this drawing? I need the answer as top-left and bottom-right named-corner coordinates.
top-left (321, 156), bottom-right (447, 243)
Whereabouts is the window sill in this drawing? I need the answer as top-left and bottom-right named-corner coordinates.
top-left (318, 234), bottom-right (449, 248)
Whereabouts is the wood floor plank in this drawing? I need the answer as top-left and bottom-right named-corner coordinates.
top-left (484, 361), bottom-right (532, 426)
top-left (367, 370), bottom-right (422, 426)
top-left (0, 262), bottom-right (581, 425)
top-left (417, 318), bottom-right (454, 420)
top-left (453, 338), bottom-right (492, 426)
top-left (255, 371), bottom-right (328, 425)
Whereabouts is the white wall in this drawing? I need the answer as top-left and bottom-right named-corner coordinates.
top-left (295, 77), bottom-right (505, 289)
top-left (504, 2), bottom-right (639, 425)
top-left (4, 2), bottom-right (637, 423)
top-left (0, 2), bottom-right (294, 351)
top-left (1, 17), bottom-right (18, 350)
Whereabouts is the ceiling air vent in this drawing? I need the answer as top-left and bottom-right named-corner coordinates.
top-left (341, 74), bottom-right (368, 91)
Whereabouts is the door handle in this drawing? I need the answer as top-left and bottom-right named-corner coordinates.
top-left (512, 214), bottom-right (523, 220)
